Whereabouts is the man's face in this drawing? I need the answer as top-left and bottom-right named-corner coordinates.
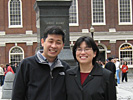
top-left (41, 34), bottom-right (64, 62)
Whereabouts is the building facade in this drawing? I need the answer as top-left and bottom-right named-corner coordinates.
top-left (0, 0), bottom-right (133, 72)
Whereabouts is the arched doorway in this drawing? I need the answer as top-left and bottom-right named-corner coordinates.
top-left (97, 44), bottom-right (106, 62)
top-left (9, 46), bottom-right (24, 66)
top-left (119, 43), bottom-right (133, 66)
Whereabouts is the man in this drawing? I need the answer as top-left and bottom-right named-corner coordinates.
top-left (12, 63), bottom-right (18, 73)
top-left (105, 57), bottom-right (116, 85)
top-left (12, 26), bottom-right (70, 100)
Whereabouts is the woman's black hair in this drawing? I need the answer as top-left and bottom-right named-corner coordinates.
top-left (72, 36), bottom-right (99, 65)
top-left (124, 61), bottom-right (127, 65)
top-left (43, 26), bottom-right (65, 43)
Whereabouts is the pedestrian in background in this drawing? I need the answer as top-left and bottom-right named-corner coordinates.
top-left (121, 61), bottom-right (128, 82)
top-left (105, 57), bottom-right (116, 85)
top-left (12, 26), bottom-right (70, 100)
top-left (115, 58), bottom-right (120, 84)
top-left (5, 63), bottom-right (14, 75)
top-left (2, 64), bottom-right (6, 85)
top-left (66, 36), bottom-right (116, 100)
top-left (0, 64), bottom-right (4, 86)
top-left (12, 63), bottom-right (18, 73)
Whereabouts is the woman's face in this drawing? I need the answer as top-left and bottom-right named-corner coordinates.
top-left (76, 41), bottom-right (96, 64)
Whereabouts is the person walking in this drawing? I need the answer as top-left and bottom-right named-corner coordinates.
top-left (12, 63), bottom-right (18, 73)
top-left (66, 36), bottom-right (116, 100)
top-left (115, 58), bottom-right (120, 84)
top-left (5, 63), bottom-right (14, 75)
top-left (12, 26), bottom-right (70, 100)
top-left (105, 57), bottom-right (116, 85)
top-left (121, 61), bottom-right (128, 82)
top-left (0, 64), bottom-right (4, 86)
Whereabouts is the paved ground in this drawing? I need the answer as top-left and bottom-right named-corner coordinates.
top-left (0, 74), bottom-right (133, 100)
top-left (117, 75), bottom-right (133, 100)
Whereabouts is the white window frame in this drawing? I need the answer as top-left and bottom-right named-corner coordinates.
top-left (118, 0), bottom-right (132, 25)
top-left (9, 46), bottom-right (24, 65)
top-left (69, 0), bottom-right (79, 26)
top-left (119, 43), bottom-right (133, 68)
top-left (91, 0), bottom-right (106, 25)
top-left (8, 0), bottom-right (23, 28)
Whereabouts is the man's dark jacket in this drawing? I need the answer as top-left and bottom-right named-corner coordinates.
top-left (12, 52), bottom-right (70, 100)
top-left (105, 62), bottom-right (116, 77)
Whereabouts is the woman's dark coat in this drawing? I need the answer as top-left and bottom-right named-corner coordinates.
top-left (66, 63), bottom-right (116, 100)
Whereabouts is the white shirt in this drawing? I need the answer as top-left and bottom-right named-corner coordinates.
top-left (0, 67), bottom-right (4, 75)
top-left (115, 61), bottom-right (120, 70)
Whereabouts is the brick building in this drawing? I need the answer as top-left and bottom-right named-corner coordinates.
top-left (0, 0), bottom-right (133, 72)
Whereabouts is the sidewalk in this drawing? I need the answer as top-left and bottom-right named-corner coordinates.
top-left (0, 86), bottom-right (10, 100)
top-left (117, 75), bottom-right (133, 100)
top-left (0, 75), bottom-right (133, 100)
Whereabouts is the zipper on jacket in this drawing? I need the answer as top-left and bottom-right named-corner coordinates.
top-left (50, 70), bottom-right (53, 100)
top-left (50, 70), bottom-right (53, 79)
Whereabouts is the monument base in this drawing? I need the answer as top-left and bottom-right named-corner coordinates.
top-left (58, 49), bottom-right (77, 67)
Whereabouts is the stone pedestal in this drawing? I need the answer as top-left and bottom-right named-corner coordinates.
top-left (34, 0), bottom-right (77, 66)
top-left (2, 72), bottom-right (15, 99)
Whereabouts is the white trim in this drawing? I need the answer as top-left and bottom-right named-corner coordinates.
top-left (69, 23), bottom-right (79, 26)
top-left (9, 25), bottom-right (23, 28)
top-left (0, 31), bottom-right (5, 35)
top-left (0, 34), bottom-right (37, 46)
top-left (26, 42), bottom-right (33, 45)
top-left (109, 28), bottom-right (116, 32)
top-left (26, 30), bottom-right (33, 34)
top-left (119, 42), bottom-right (132, 49)
top-left (0, 43), bottom-right (6, 46)
top-left (110, 40), bottom-right (116, 43)
top-left (91, 0), bottom-right (106, 25)
top-left (8, 0), bottom-right (23, 28)
top-left (9, 46), bottom-right (24, 63)
top-left (82, 29), bottom-right (89, 33)
top-left (107, 50), bottom-right (111, 53)
top-left (119, 43), bottom-right (133, 66)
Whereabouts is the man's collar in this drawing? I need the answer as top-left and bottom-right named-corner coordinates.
top-left (36, 51), bottom-right (58, 64)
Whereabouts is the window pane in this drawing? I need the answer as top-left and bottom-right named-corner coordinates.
top-left (119, 0), bottom-right (131, 23)
top-left (10, 0), bottom-right (21, 25)
top-left (120, 44), bottom-right (133, 65)
top-left (10, 47), bottom-right (23, 66)
top-left (69, 0), bottom-right (78, 24)
top-left (93, 0), bottom-right (104, 24)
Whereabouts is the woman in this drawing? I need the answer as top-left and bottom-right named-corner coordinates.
top-left (5, 64), bottom-right (14, 75)
top-left (66, 36), bottom-right (116, 100)
top-left (121, 61), bottom-right (128, 82)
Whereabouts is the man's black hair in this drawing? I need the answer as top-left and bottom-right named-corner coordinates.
top-left (43, 26), bottom-right (65, 43)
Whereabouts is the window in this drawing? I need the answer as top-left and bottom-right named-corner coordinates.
top-left (69, 0), bottom-right (78, 26)
top-left (92, 0), bottom-right (106, 25)
top-left (9, 46), bottom-right (24, 66)
top-left (8, 0), bottom-right (23, 28)
top-left (118, 0), bottom-right (132, 25)
top-left (120, 43), bottom-right (133, 66)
